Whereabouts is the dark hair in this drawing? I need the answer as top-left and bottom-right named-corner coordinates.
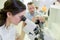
top-left (35, 6), bottom-right (38, 10)
top-left (27, 2), bottom-right (34, 5)
top-left (0, 0), bottom-right (26, 26)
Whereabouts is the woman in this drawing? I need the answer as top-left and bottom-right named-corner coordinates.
top-left (0, 0), bottom-right (26, 40)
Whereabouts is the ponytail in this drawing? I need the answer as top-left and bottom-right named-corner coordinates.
top-left (0, 9), bottom-right (7, 26)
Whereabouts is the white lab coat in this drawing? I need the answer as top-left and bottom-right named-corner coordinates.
top-left (0, 24), bottom-right (17, 40)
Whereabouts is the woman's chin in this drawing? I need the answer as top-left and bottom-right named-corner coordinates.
top-left (16, 22), bottom-right (21, 25)
top-left (13, 23), bottom-right (19, 25)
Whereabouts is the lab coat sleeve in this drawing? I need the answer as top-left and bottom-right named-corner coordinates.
top-left (0, 35), bottom-right (2, 40)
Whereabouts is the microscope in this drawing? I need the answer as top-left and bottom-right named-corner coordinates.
top-left (21, 16), bottom-right (44, 40)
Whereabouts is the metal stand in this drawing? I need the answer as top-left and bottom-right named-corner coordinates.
top-left (35, 20), bottom-right (44, 40)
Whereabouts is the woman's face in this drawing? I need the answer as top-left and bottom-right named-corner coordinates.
top-left (8, 10), bottom-right (25, 25)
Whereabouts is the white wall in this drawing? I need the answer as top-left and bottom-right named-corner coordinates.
top-left (0, 0), bottom-right (6, 9)
top-left (24, 0), bottom-right (32, 6)
top-left (33, 0), bottom-right (56, 9)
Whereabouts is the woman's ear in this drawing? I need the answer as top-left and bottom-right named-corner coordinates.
top-left (7, 12), bottom-right (12, 18)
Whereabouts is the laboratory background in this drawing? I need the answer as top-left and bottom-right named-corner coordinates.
top-left (0, 0), bottom-right (60, 40)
